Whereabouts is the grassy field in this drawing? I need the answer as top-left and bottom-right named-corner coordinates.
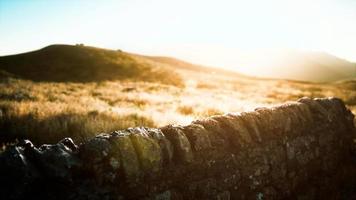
top-left (1, 45), bottom-right (355, 144)
top-left (1, 68), bottom-right (356, 144)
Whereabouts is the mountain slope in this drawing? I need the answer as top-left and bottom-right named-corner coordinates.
top-left (0, 45), bottom-right (183, 86)
top-left (1, 44), bottom-right (354, 84)
top-left (244, 50), bottom-right (356, 82)
top-left (132, 54), bottom-right (249, 78)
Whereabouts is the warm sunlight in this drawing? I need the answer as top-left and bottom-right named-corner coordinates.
top-left (1, 0), bottom-right (356, 78)
top-left (1, 1), bottom-right (356, 199)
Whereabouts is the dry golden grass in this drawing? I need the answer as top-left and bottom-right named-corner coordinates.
top-left (1, 70), bottom-right (355, 144)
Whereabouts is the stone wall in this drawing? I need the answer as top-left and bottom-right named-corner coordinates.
top-left (1, 97), bottom-right (355, 200)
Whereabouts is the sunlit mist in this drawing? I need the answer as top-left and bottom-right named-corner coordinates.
top-left (1, 0), bottom-right (356, 79)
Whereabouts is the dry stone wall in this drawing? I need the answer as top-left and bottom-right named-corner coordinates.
top-left (1, 97), bottom-right (355, 200)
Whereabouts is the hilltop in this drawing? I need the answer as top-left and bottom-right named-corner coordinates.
top-left (0, 44), bottom-right (184, 86)
top-left (1, 44), bottom-right (355, 84)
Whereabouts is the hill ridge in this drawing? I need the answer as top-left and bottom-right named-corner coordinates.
top-left (0, 44), bottom-right (183, 86)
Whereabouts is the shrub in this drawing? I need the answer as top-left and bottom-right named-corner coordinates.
top-left (177, 105), bottom-right (194, 115)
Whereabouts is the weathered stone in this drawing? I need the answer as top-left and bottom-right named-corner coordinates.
top-left (268, 106), bottom-right (288, 135)
top-left (80, 134), bottom-right (111, 163)
top-left (154, 190), bottom-right (171, 200)
top-left (128, 127), bottom-right (162, 173)
top-left (187, 178), bottom-right (218, 198)
top-left (182, 124), bottom-right (212, 151)
top-left (216, 190), bottom-right (230, 200)
top-left (298, 97), bottom-right (331, 121)
top-left (147, 128), bottom-right (174, 165)
top-left (254, 107), bottom-right (275, 134)
top-left (286, 141), bottom-right (295, 160)
top-left (295, 102), bottom-right (313, 125)
top-left (0, 144), bottom-right (40, 200)
top-left (35, 138), bottom-right (80, 179)
top-left (0, 97), bottom-right (355, 200)
top-left (217, 114), bottom-right (253, 146)
top-left (281, 103), bottom-right (304, 134)
top-left (240, 112), bottom-right (262, 143)
top-left (79, 134), bottom-right (119, 185)
top-left (193, 117), bottom-right (229, 147)
top-left (160, 125), bottom-right (193, 164)
top-left (111, 130), bottom-right (141, 183)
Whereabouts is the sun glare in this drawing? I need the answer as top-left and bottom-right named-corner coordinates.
top-left (1, 0), bottom-right (356, 78)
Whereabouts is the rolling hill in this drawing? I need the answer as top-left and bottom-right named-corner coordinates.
top-left (241, 50), bottom-right (356, 82)
top-left (133, 54), bottom-right (249, 78)
top-left (0, 44), bottom-right (355, 84)
top-left (0, 44), bottom-right (184, 86)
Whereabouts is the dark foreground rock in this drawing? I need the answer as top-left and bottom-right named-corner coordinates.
top-left (1, 97), bottom-right (356, 200)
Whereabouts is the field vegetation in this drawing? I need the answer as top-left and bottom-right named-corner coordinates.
top-left (1, 72), bottom-right (356, 144)
top-left (1, 45), bottom-right (355, 145)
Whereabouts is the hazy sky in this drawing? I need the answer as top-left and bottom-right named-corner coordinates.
top-left (1, 0), bottom-right (356, 75)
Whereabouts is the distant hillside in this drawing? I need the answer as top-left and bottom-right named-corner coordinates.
top-left (1, 45), bottom-right (354, 84)
top-left (134, 50), bottom-right (356, 83)
top-left (0, 45), bottom-right (183, 86)
top-left (132, 54), bottom-right (248, 78)
top-left (244, 50), bottom-right (356, 82)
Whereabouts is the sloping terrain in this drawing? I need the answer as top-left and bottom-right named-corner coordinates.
top-left (0, 45), bottom-right (183, 86)
top-left (133, 54), bottom-right (249, 78)
top-left (246, 50), bottom-right (356, 82)
top-left (0, 44), bottom-right (356, 145)
top-left (1, 44), bottom-right (355, 84)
